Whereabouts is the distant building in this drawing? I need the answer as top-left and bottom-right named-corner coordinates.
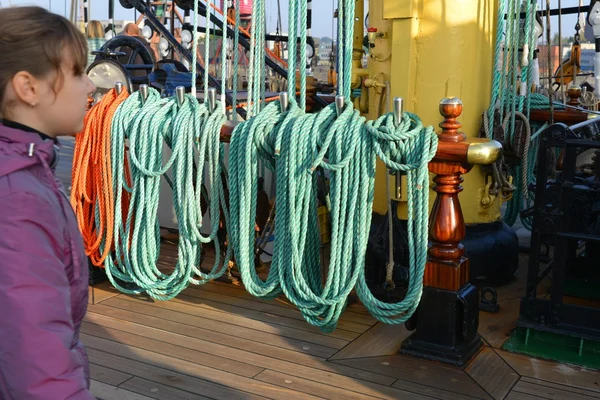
top-left (318, 41), bottom-right (335, 66)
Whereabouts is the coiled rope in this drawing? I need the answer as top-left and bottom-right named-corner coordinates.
top-left (71, 88), bottom-right (129, 266)
top-left (79, 0), bottom-right (231, 300)
top-left (228, 0), bottom-right (438, 331)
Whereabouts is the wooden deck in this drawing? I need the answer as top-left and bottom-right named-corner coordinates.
top-left (57, 137), bottom-right (600, 400)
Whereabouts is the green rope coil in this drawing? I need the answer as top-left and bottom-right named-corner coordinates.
top-left (103, 81), bottom-right (230, 300)
top-left (229, 95), bottom-right (437, 330)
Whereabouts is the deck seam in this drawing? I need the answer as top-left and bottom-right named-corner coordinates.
top-left (82, 318), bottom-right (392, 386)
top-left (328, 358), bottom-right (491, 400)
top-left (518, 376), bottom-right (600, 397)
top-left (84, 334), bottom-right (290, 400)
top-left (82, 326), bottom-right (263, 379)
top-left (92, 300), bottom-right (340, 356)
top-left (171, 291), bottom-right (362, 338)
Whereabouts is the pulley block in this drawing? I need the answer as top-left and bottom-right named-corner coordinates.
top-left (93, 36), bottom-right (156, 88)
top-left (174, 0), bottom-right (195, 11)
top-left (119, 0), bottom-right (134, 9)
top-left (86, 59), bottom-right (133, 104)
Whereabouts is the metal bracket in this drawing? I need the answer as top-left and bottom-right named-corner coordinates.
top-left (480, 287), bottom-right (500, 313)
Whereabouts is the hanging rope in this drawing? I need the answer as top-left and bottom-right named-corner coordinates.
top-left (71, 88), bottom-right (129, 267)
top-left (228, 0), bottom-right (438, 330)
top-left (485, 0), bottom-right (543, 227)
top-left (79, 0), bottom-right (231, 300)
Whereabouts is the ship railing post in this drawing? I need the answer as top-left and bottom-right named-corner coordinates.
top-left (400, 97), bottom-right (502, 366)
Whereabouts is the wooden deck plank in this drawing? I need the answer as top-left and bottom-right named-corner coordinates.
top-left (253, 369), bottom-right (381, 400)
top-left (111, 294), bottom-right (349, 349)
top-left (89, 280), bottom-right (121, 305)
top-left (465, 347), bottom-right (519, 400)
top-left (329, 322), bottom-right (410, 360)
top-left (84, 339), bottom-right (314, 400)
top-left (180, 287), bottom-right (370, 334)
top-left (169, 292), bottom-right (360, 342)
top-left (119, 377), bottom-right (216, 400)
top-left (90, 362), bottom-right (133, 386)
top-left (520, 378), bottom-right (600, 398)
top-left (513, 379), bottom-right (600, 399)
top-left (478, 298), bottom-right (520, 348)
top-left (90, 380), bottom-right (155, 400)
top-left (255, 369), bottom-right (438, 400)
top-left (345, 300), bottom-right (373, 316)
top-left (83, 312), bottom-right (396, 387)
top-left (198, 281), bottom-right (378, 326)
top-left (498, 349), bottom-right (600, 394)
top-left (505, 391), bottom-right (542, 400)
top-left (86, 306), bottom-right (339, 368)
top-left (99, 298), bottom-right (338, 358)
top-left (390, 380), bottom-right (486, 400)
top-left (332, 355), bottom-right (493, 400)
top-left (495, 277), bottom-right (550, 303)
top-left (83, 321), bottom-right (264, 378)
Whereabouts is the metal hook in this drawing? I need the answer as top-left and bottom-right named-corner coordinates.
top-left (139, 84), bottom-right (149, 105)
top-left (176, 86), bottom-right (185, 107)
top-left (393, 97), bottom-right (403, 127)
top-left (115, 81), bottom-right (123, 95)
top-left (279, 92), bottom-right (289, 112)
top-left (207, 88), bottom-right (217, 113)
top-left (335, 95), bottom-right (345, 116)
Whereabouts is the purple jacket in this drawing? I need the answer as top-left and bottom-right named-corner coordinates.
top-left (0, 125), bottom-right (94, 399)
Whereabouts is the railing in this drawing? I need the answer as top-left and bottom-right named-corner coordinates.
top-left (401, 98), bottom-right (502, 366)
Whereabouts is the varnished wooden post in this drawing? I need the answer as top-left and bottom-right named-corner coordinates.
top-left (425, 99), bottom-right (471, 291)
top-left (400, 98), bottom-right (484, 366)
top-left (530, 84), bottom-right (587, 124)
top-left (567, 84), bottom-right (582, 107)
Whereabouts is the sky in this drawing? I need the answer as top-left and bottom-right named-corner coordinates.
top-left (2, 0), bottom-right (586, 40)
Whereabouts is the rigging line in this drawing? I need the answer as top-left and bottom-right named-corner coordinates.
top-left (276, 0), bottom-right (282, 35)
top-left (558, 0), bottom-right (565, 103)
top-left (546, 0), bottom-right (554, 123)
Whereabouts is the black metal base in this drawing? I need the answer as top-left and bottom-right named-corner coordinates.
top-left (400, 332), bottom-right (482, 367)
top-left (463, 221), bottom-right (519, 286)
top-left (399, 283), bottom-right (483, 367)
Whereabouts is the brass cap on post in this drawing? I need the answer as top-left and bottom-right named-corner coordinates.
top-left (567, 84), bottom-right (582, 106)
top-left (466, 138), bottom-right (503, 165)
top-left (438, 97), bottom-right (502, 165)
top-left (438, 97), bottom-right (465, 142)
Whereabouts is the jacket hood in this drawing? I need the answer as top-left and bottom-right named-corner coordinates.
top-left (0, 124), bottom-right (58, 178)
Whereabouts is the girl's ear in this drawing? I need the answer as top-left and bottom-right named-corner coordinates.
top-left (11, 71), bottom-right (42, 107)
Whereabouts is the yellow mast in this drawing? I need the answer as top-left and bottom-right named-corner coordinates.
top-left (365, 0), bottom-right (518, 283)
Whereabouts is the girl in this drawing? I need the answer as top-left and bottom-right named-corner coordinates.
top-left (86, 20), bottom-right (107, 68)
top-left (0, 6), bottom-right (96, 399)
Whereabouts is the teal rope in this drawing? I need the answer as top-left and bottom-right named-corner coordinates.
top-left (231, 0), bottom-right (240, 119)
top-left (203, 0), bottom-right (210, 99)
top-left (228, 0), bottom-right (438, 330)
top-left (220, 0), bottom-right (228, 112)
top-left (229, 100), bottom-right (437, 330)
top-left (486, 0), bottom-right (556, 229)
top-left (103, 50), bottom-right (231, 300)
top-left (191, 0), bottom-right (200, 95)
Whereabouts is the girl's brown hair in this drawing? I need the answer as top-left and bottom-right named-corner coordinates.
top-left (86, 20), bottom-right (104, 39)
top-left (0, 6), bottom-right (88, 112)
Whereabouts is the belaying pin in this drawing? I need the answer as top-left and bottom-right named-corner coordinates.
top-left (335, 95), bottom-right (345, 116)
top-left (139, 84), bottom-right (149, 105)
top-left (393, 97), bottom-right (403, 127)
top-left (176, 86), bottom-right (186, 106)
top-left (115, 81), bottom-right (123, 95)
top-left (207, 87), bottom-right (217, 113)
top-left (393, 97), bottom-right (404, 199)
top-left (279, 92), bottom-right (289, 112)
